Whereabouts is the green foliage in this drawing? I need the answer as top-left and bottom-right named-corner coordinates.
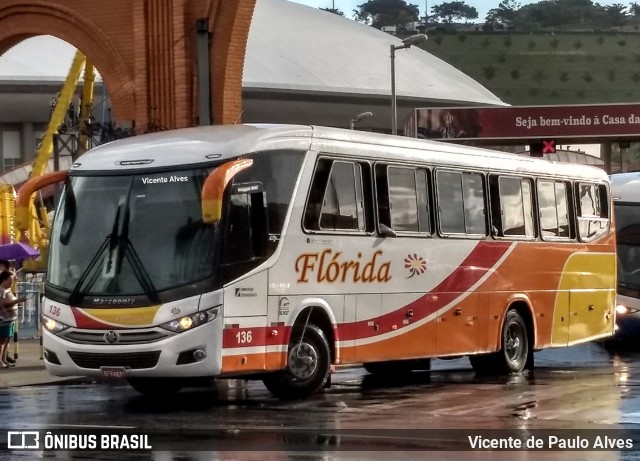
top-left (430, 1), bottom-right (478, 23)
top-left (320, 8), bottom-right (344, 16)
top-left (457, 34), bottom-right (467, 42)
top-left (597, 36), bottom-right (605, 45)
top-left (423, 32), bottom-right (640, 106)
top-left (434, 36), bottom-right (444, 45)
top-left (531, 70), bottom-right (546, 84)
top-left (549, 38), bottom-right (560, 49)
top-left (573, 40), bottom-right (583, 50)
top-left (617, 39), bottom-right (627, 47)
top-left (482, 65), bottom-right (497, 80)
top-left (354, 0), bottom-right (419, 28)
top-left (485, 0), bottom-right (522, 24)
top-left (503, 36), bottom-right (513, 47)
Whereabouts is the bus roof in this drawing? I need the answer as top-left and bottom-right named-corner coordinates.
top-left (610, 172), bottom-right (640, 202)
top-left (71, 124), bottom-right (608, 182)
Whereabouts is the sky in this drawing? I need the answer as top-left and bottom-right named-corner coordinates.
top-left (291, 0), bottom-right (624, 22)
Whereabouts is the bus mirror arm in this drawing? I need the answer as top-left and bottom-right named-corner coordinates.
top-left (379, 223), bottom-right (397, 238)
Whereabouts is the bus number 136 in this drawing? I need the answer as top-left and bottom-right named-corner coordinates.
top-left (236, 331), bottom-right (253, 344)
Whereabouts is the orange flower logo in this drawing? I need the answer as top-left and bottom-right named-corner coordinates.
top-left (404, 254), bottom-right (426, 278)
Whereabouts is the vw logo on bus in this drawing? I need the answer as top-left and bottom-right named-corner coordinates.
top-left (104, 331), bottom-right (119, 344)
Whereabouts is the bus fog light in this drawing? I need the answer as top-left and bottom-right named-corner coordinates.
top-left (193, 350), bottom-right (207, 361)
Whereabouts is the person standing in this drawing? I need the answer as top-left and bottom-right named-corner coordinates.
top-left (0, 271), bottom-right (26, 367)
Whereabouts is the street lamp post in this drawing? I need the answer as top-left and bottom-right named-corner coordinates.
top-left (350, 111), bottom-right (373, 130)
top-left (390, 34), bottom-right (427, 135)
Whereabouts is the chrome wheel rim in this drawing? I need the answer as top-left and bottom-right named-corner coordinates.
top-left (288, 340), bottom-right (318, 380)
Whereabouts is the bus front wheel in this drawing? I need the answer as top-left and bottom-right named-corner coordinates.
top-left (128, 377), bottom-right (183, 397)
top-left (263, 324), bottom-right (331, 399)
top-left (470, 310), bottom-right (529, 375)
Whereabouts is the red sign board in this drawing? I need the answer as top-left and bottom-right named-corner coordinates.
top-left (410, 103), bottom-right (640, 142)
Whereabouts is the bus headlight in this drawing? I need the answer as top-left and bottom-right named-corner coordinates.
top-left (616, 305), bottom-right (639, 315)
top-left (161, 306), bottom-right (220, 333)
top-left (42, 316), bottom-right (69, 333)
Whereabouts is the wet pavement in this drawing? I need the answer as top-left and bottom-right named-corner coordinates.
top-left (1, 341), bottom-right (640, 460)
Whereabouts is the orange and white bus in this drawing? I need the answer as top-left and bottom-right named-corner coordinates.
top-left (28, 124), bottom-right (616, 398)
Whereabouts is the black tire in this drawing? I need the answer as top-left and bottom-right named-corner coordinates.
top-left (263, 324), bottom-right (330, 399)
top-left (363, 358), bottom-right (430, 375)
top-left (127, 377), bottom-right (183, 397)
top-left (470, 310), bottom-right (529, 375)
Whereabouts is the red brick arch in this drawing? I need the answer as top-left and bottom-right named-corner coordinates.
top-left (0, 0), bottom-right (256, 130)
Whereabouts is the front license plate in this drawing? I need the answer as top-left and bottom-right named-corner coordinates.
top-left (100, 367), bottom-right (128, 380)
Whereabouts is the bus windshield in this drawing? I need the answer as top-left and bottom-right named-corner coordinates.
top-left (615, 202), bottom-right (640, 292)
top-left (48, 168), bottom-right (218, 298)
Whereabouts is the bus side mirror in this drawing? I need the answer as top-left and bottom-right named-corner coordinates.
top-left (202, 159), bottom-right (253, 224)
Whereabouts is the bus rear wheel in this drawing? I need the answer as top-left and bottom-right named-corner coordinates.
top-left (128, 377), bottom-right (183, 397)
top-left (263, 324), bottom-right (330, 399)
top-left (470, 310), bottom-right (529, 375)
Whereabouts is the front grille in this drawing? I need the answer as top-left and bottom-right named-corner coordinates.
top-left (67, 351), bottom-right (161, 369)
top-left (61, 329), bottom-right (170, 345)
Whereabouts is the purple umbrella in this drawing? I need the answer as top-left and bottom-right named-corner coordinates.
top-left (0, 242), bottom-right (40, 261)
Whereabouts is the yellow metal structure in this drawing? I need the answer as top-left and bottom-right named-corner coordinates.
top-left (13, 51), bottom-right (94, 272)
top-left (0, 184), bottom-right (16, 245)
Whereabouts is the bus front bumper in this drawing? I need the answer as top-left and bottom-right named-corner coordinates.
top-left (42, 318), bottom-right (223, 378)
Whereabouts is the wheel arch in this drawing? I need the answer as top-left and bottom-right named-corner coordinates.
top-left (286, 298), bottom-right (338, 364)
top-left (499, 295), bottom-right (536, 352)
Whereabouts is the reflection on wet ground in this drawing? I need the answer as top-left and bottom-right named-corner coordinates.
top-left (3, 342), bottom-right (640, 460)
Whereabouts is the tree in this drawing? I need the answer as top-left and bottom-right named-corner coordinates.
top-left (630, 2), bottom-right (640, 17)
top-left (603, 4), bottom-right (627, 25)
top-left (430, 1), bottom-right (478, 23)
top-left (320, 7), bottom-right (344, 16)
top-left (485, 0), bottom-right (521, 25)
top-left (353, 0), bottom-right (420, 28)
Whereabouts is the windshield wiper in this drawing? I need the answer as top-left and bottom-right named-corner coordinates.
top-left (68, 236), bottom-right (111, 306)
top-left (68, 200), bottom-right (123, 305)
top-left (121, 238), bottom-right (160, 304)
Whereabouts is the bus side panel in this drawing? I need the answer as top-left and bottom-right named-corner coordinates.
top-left (561, 252), bottom-right (616, 344)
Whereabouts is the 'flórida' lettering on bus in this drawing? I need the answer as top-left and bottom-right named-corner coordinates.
top-left (295, 249), bottom-right (391, 283)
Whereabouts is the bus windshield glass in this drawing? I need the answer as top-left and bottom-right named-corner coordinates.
top-left (48, 168), bottom-right (218, 297)
top-left (615, 202), bottom-right (640, 292)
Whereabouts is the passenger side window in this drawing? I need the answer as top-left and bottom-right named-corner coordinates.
top-left (491, 176), bottom-right (535, 238)
top-left (576, 182), bottom-right (609, 241)
top-left (304, 158), bottom-right (368, 232)
top-left (436, 170), bottom-right (486, 236)
top-left (537, 180), bottom-right (571, 239)
top-left (376, 164), bottom-right (430, 234)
